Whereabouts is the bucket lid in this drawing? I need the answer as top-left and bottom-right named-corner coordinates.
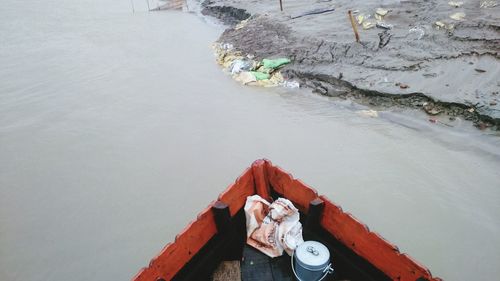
top-left (295, 241), bottom-right (330, 271)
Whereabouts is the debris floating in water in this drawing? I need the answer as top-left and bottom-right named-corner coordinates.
top-left (357, 110), bottom-right (379, 118)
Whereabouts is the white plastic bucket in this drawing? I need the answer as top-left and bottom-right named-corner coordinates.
top-left (291, 241), bottom-right (334, 281)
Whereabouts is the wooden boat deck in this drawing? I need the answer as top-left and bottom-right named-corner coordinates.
top-left (211, 245), bottom-right (294, 281)
top-left (209, 217), bottom-right (390, 281)
top-left (212, 261), bottom-right (241, 281)
top-left (240, 245), bottom-right (294, 281)
top-left (133, 160), bottom-right (441, 281)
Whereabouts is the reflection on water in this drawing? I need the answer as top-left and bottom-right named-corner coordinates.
top-left (1, 1), bottom-right (500, 280)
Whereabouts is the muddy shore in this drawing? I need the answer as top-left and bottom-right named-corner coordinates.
top-left (200, 0), bottom-right (500, 130)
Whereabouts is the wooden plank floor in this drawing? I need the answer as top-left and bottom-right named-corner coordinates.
top-left (241, 246), bottom-right (294, 281)
top-left (212, 245), bottom-right (294, 281)
top-left (213, 245), bottom-right (342, 281)
top-left (212, 261), bottom-right (241, 281)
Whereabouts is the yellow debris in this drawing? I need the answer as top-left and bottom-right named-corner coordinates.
top-left (233, 72), bottom-right (257, 85)
top-left (213, 42), bottom-right (288, 88)
top-left (448, 1), bottom-right (464, 7)
top-left (435, 21), bottom-right (454, 30)
top-left (249, 72), bottom-right (285, 87)
top-left (375, 8), bottom-right (389, 17)
top-left (356, 14), bottom-right (365, 25)
top-left (234, 19), bottom-right (249, 30)
top-left (435, 21), bottom-right (446, 28)
top-left (362, 20), bottom-right (376, 30)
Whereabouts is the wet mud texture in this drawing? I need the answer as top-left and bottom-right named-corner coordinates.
top-left (201, 0), bottom-right (500, 129)
top-left (201, 3), bottom-right (250, 25)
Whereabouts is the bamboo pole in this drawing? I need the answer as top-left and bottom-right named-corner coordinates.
top-left (348, 10), bottom-right (360, 43)
top-left (130, 0), bottom-right (135, 13)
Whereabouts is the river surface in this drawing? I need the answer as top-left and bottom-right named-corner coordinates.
top-left (1, 1), bottom-right (499, 280)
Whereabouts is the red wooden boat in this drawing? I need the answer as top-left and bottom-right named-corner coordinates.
top-left (133, 159), bottom-right (441, 281)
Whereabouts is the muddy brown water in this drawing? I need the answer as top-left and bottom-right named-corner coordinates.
top-left (1, 1), bottom-right (499, 280)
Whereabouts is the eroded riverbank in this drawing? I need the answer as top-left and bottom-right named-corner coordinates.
top-left (201, 0), bottom-right (500, 130)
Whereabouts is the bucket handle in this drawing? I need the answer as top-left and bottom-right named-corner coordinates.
top-left (291, 250), bottom-right (334, 281)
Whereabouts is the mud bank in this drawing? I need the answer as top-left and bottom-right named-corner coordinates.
top-left (201, 0), bottom-right (500, 129)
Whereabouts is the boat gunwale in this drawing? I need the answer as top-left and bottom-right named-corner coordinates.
top-left (132, 159), bottom-right (441, 281)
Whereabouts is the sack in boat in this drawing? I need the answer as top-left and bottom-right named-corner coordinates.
top-left (244, 195), bottom-right (304, 257)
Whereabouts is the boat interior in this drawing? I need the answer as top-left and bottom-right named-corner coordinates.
top-left (133, 160), bottom-right (439, 281)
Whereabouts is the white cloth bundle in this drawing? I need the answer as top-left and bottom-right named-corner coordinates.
top-left (244, 195), bottom-right (304, 257)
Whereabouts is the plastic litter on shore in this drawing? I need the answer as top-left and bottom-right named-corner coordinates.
top-left (220, 43), bottom-right (234, 51)
top-left (261, 58), bottom-right (291, 73)
top-left (448, 1), bottom-right (464, 7)
top-left (362, 20), bottom-right (376, 30)
top-left (375, 8), bottom-right (389, 17)
top-left (234, 19), bottom-right (250, 30)
top-left (214, 42), bottom-right (293, 88)
top-left (376, 22), bottom-right (393, 30)
top-left (435, 21), bottom-right (454, 30)
top-left (450, 12), bottom-right (466, 21)
top-left (355, 9), bottom-right (392, 30)
top-left (250, 71), bottom-right (271, 81)
top-left (282, 80), bottom-right (300, 89)
top-left (230, 59), bottom-right (255, 74)
top-left (234, 72), bottom-right (257, 85)
top-left (356, 13), bottom-right (367, 25)
top-left (375, 8), bottom-right (389, 21)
